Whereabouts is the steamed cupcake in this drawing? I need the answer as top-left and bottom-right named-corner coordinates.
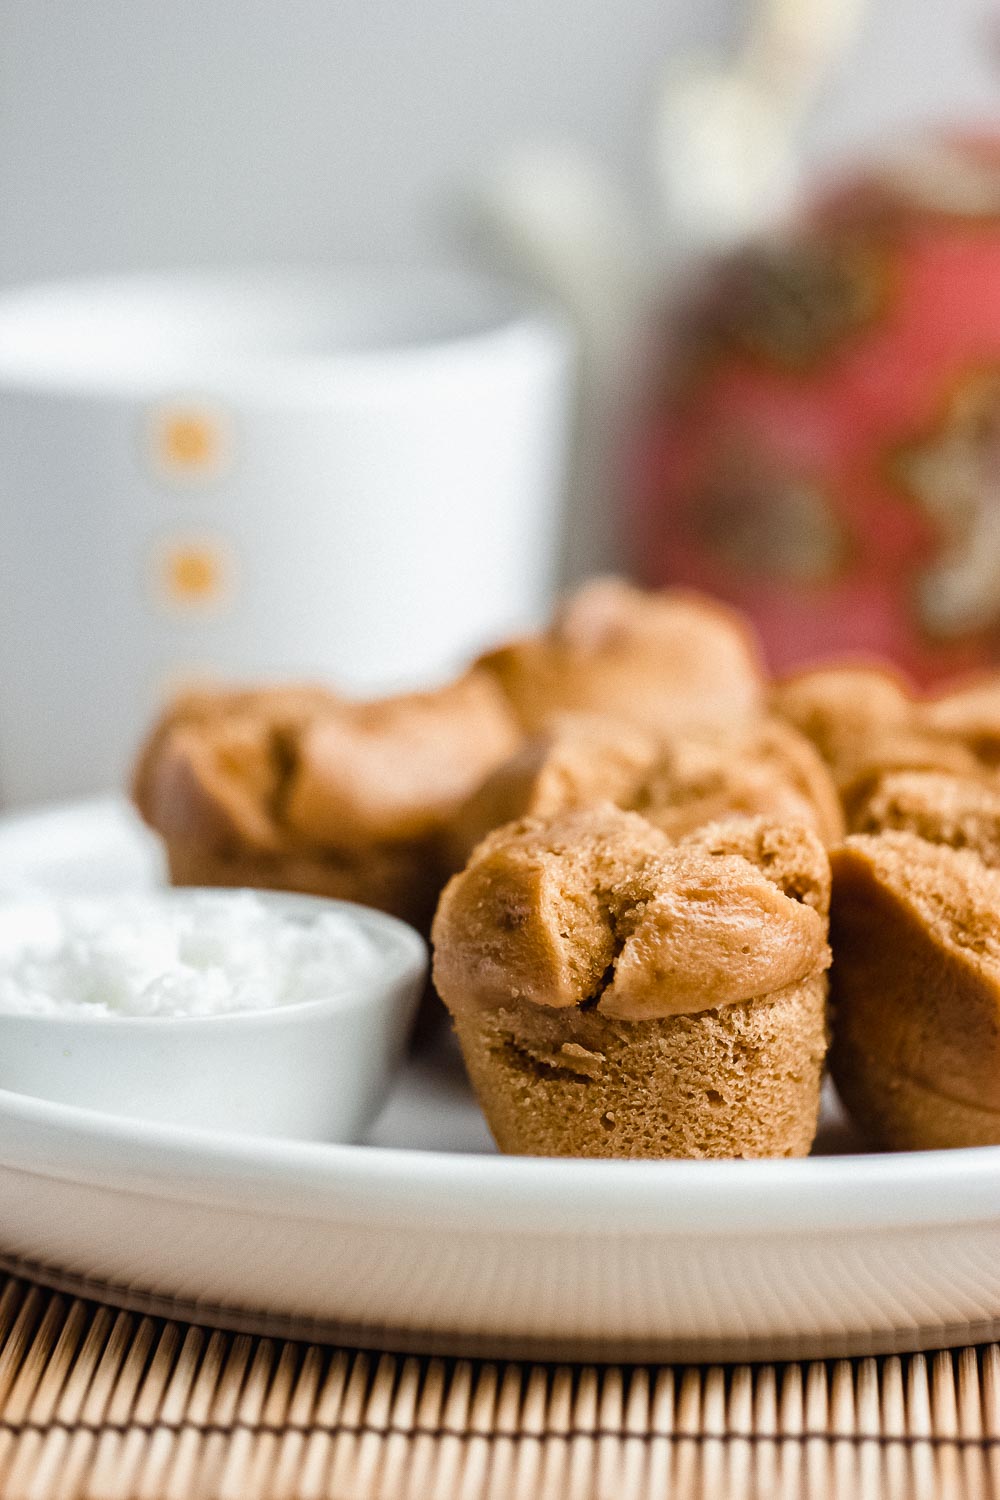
top-left (433, 805), bottom-right (830, 1158)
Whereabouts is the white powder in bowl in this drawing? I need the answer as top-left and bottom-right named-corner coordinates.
top-left (0, 891), bottom-right (384, 1019)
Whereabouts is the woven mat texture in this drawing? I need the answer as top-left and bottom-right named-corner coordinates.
top-left (1, 1274), bottom-right (1000, 1499)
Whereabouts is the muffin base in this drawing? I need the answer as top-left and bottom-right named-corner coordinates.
top-left (831, 1041), bottom-right (1000, 1151)
top-left (451, 976), bottom-right (828, 1159)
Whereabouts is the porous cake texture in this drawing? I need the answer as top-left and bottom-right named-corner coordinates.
top-left (433, 806), bottom-right (831, 1159)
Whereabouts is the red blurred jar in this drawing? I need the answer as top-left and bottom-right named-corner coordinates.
top-left (630, 136), bottom-right (1000, 685)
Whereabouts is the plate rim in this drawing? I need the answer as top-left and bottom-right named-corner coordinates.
top-left (3, 1081), bottom-right (1000, 1239)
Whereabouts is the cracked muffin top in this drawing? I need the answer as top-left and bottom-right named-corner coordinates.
top-left (432, 805), bottom-right (830, 1021)
top-left (449, 713), bottom-right (843, 867)
top-left (476, 577), bottom-right (765, 738)
top-left (773, 663), bottom-right (1000, 825)
top-left (132, 670), bottom-right (521, 857)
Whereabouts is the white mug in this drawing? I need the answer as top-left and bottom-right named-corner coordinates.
top-left (0, 266), bottom-right (573, 806)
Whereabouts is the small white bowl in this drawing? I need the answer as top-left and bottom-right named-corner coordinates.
top-left (0, 890), bottom-right (427, 1140)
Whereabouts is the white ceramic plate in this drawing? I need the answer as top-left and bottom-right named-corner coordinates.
top-left (2, 798), bottom-right (1000, 1361)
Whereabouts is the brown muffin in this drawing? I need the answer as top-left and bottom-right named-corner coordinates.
top-left (771, 663), bottom-right (914, 770)
top-left (773, 662), bottom-right (1000, 828)
top-left (837, 734), bottom-right (983, 829)
top-left (636, 719), bottom-right (843, 845)
top-left (851, 768), bottom-right (1000, 867)
top-left (830, 831), bottom-right (1000, 1150)
top-left (681, 814), bottom-right (831, 913)
top-left (477, 577), bottom-right (765, 738)
top-left (133, 671), bottom-right (520, 929)
top-left (447, 716), bottom-right (660, 868)
top-left (449, 714), bottom-right (842, 868)
top-left (432, 806), bottom-right (831, 1158)
top-left (922, 677), bottom-right (1000, 766)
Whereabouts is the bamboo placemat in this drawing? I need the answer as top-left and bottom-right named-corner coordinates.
top-left (0, 1272), bottom-right (999, 1499)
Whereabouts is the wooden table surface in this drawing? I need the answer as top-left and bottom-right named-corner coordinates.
top-left (0, 1270), bottom-right (998, 1499)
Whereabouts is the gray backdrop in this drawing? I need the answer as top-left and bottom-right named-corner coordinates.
top-left (1, 0), bottom-right (997, 287)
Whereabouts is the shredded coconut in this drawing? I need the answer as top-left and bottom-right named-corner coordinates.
top-left (0, 891), bottom-right (383, 1018)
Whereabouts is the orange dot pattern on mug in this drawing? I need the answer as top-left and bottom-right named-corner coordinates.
top-left (150, 407), bottom-right (229, 478)
top-left (155, 539), bottom-right (232, 614)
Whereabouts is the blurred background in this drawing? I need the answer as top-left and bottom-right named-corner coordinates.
top-left (0, 0), bottom-right (994, 285)
top-left (3, 0), bottom-right (1000, 804)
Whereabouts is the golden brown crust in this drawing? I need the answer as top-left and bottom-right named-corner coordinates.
top-left (829, 1044), bottom-right (1000, 1152)
top-left (829, 831), bottom-right (1000, 1148)
top-left (824, 681), bottom-right (1000, 1150)
top-left (132, 684), bottom-right (338, 853)
top-left (477, 578), bottom-right (766, 738)
top-left (837, 735), bottom-right (983, 828)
